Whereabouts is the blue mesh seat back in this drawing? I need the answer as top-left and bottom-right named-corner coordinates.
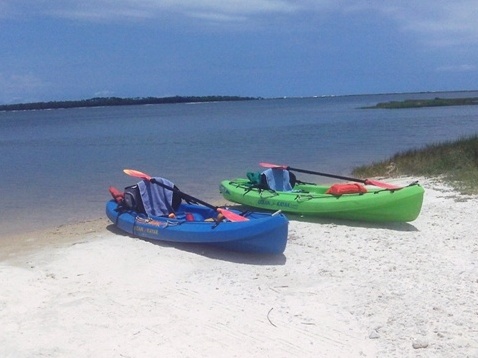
top-left (137, 177), bottom-right (179, 217)
top-left (261, 168), bottom-right (294, 192)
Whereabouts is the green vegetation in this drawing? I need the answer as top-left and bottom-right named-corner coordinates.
top-left (363, 97), bottom-right (478, 109)
top-left (352, 135), bottom-right (478, 194)
top-left (0, 95), bottom-right (260, 111)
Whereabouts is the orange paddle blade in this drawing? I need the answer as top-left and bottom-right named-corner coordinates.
top-left (364, 179), bottom-right (401, 189)
top-left (123, 169), bottom-right (152, 180)
top-left (259, 162), bottom-right (288, 169)
top-left (217, 208), bottom-right (249, 222)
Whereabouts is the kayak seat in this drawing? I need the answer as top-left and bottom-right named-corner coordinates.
top-left (261, 169), bottom-right (296, 192)
top-left (114, 178), bottom-right (181, 217)
top-left (123, 184), bottom-right (146, 214)
top-left (247, 170), bottom-right (296, 191)
top-left (138, 177), bottom-right (182, 217)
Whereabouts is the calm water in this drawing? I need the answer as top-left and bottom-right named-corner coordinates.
top-left (1, 91), bottom-right (478, 237)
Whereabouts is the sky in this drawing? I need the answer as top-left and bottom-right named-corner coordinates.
top-left (1, 0), bottom-right (478, 104)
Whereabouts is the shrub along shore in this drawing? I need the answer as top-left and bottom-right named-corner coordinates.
top-left (352, 134), bottom-right (478, 194)
top-left (362, 97), bottom-right (478, 109)
top-left (0, 96), bottom-right (259, 111)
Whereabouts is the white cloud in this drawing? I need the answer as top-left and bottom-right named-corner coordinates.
top-left (296, 1), bottom-right (478, 46)
top-left (436, 64), bottom-right (476, 73)
top-left (0, 73), bottom-right (44, 91)
top-left (3, 1), bottom-right (478, 46)
top-left (357, 1), bottom-right (478, 46)
top-left (188, 11), bottom-right (249, 23)
top-left (0, 72), bottom-right (47, 103)
top-left (17, 0), bottom-right (300, 23)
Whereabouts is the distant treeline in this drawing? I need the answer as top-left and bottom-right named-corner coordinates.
top-left (363, 97), bottom-right (478, 109)
top-left (0, 95), bottom-right (260, 111)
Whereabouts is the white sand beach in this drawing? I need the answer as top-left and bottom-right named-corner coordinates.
top-left (1, 177), bottom-right (477, 357)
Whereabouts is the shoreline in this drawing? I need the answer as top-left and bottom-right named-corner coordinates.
top-left (0, 217), bottom-right (110, 263)
top-left (1, 177), bottom-right (477, 356)
top-left (0, 197), bottom-right (232, 261)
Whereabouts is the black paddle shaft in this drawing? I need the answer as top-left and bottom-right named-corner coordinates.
top-left (150, 178), bottom-right (217, 210)
top-left (288, 166), bottom-right (367, 184)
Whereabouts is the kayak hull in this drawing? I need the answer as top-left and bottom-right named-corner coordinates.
top-left (106, 200), bottom-right (288, 254)
top-left (220, 179), bottom-right (425, 222)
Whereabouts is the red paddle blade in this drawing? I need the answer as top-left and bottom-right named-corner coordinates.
top-left (364, 179), bottom-right (401, 189)
top-left (259, 162), bottom-right (288, 169)
top-left (217, 208), bottom-right (249, 222)
top-left (123, 169), bottom-right (152, 180)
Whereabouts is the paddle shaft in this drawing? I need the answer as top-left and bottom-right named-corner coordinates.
top-left (149, 178), bottom-right (217, 211)
top-left (259, 162), bottom-right (400, 189)
top-left (286, 166), bottom-right (368, 184)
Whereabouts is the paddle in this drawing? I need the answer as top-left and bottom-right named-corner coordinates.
top-left (259, 162), bottom-right (401, 189)
top-left (123, 169), bottom-right (249, 222)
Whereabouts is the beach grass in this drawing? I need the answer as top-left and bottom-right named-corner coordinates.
top-left (352, 134), bottom-right (478, 194)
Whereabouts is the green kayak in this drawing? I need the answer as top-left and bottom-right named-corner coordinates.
top-left (219, 176), bottom-right (425, 222)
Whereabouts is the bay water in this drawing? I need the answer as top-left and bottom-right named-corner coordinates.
top-left (1, 91), bottom-right (477, 237)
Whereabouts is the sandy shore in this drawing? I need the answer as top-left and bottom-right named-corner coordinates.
top-left (1, 177), bottom-right (477, 357)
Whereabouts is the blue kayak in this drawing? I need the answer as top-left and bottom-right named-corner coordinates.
top-left (106, 200), bottom-right (289, 254)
